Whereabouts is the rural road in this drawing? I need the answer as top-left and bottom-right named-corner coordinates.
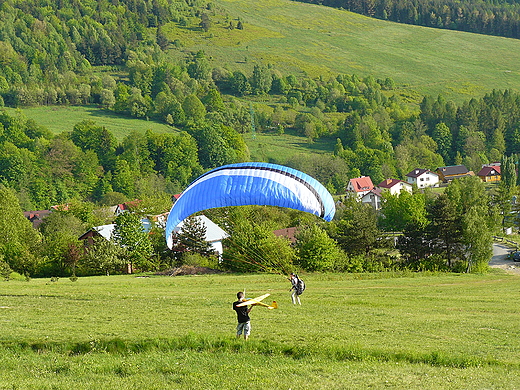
top-left (490, 243), bottom-right (520, 275)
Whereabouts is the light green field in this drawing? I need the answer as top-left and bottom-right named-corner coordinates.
top-left (4, 106), bottom-right (177, 141)
top-left (168, 0), bottom-right (520, 103)
top-left (1, 271), bottom-right (520, 389)
top-left (244, 132), bottom-right (335, 162)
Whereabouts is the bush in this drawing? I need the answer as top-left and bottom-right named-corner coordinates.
top-left (181, 252), bottom-right (219, 269)
top-left (0, 258), bottom-right (12, 280)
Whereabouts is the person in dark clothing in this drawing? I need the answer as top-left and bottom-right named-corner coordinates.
top-left (233, 291), bottom-right (253, 340)
top-left (289, 273), bottom-right (302, 305)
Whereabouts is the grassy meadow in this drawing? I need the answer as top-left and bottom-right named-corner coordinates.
top-left (3, 106), bottom-right (177, 141)
top-left (167, 0), bottom-right (520, 103)
top-left (2, 271), bottom-right (520, 389)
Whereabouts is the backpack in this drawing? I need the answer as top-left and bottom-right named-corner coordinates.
top-left (296, 278), bottom-right (305, 295)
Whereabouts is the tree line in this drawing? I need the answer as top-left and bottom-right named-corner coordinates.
top-left (0, 172), bottom-right (502, 279)
top-left (296, 0), bottom-right (520, 39)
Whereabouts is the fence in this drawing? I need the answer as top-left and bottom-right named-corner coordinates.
top-left (493, 235), bottom-right (519, 250)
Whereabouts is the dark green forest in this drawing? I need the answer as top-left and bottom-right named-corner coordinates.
top-left (296, 0), bottom-right (520, 39)
top-left (0, 0), bottom-right (519, 279)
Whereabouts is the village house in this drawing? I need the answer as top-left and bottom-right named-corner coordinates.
top-left (346, 176), bottom-right (374, 199)
top-left (273, 227), bottom-right (299, 244)
top-left (23, 210), bottom-right (52, 229)
top-left (405, 169), bottom-right (440, 189)
top-left (377, 179), bottom-right (413, 196)
top-left (477, 164), bottom-right (501, 183)
top-left (114, 199), bottom-right (143, 215)
top-left (436, 165), bottom-right (474, 183)
top-left (360, 187), bottom-right (382, 210)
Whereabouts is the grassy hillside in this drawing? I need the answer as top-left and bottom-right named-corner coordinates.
top-left (168, 0), bottom-right (520, 103)
top-left (1, 272), bottom-right (519, 388)
top-left (4, 106), bottom-right (177, 141)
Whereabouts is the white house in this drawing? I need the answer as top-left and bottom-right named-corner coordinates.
top-left (360, 187), bottom-right (382, 210)
top-left (405, 169), bottom-right (439, 189)
top-left (377, 179), bottom-right (413, 196)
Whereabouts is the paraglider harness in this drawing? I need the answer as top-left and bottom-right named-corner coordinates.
top-left (292, 274), bottom-right (305, 295)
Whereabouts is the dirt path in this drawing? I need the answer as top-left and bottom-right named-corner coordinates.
top-left (490, 243), bottom-right (520, 275)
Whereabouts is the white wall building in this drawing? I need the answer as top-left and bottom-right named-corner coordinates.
top-left (405, 169), bottom-right (439, 189)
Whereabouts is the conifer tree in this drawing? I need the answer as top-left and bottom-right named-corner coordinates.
top-left (170, 216), bottom-right (213, 260)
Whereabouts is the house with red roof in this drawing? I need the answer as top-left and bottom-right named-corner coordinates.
top-left (346, 176), bottom-right (374, 199)
top-left (477, 164), bottom-right (501, 183)
top-left (23, 210), bottom-right (52, 229)
top-left (114, 199), bottom-right (143, 215)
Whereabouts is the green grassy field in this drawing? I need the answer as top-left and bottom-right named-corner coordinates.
top-left (243, 131), bottom-right (335, 162)
top-left (2, 271), bottom-right (520, 389)
top-left (168, 0), bottom-right (520, 103)
top-left (4, 106), bottom-right (177, 141)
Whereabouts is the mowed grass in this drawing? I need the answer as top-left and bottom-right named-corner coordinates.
top-left (244, 131), bottom-right (335, 162)
top-left (1, 271), bottom-right (520, 389)
top-left (4, 106), bottom-right (177, 141)
top-left (168, 0), bottom-right (520, 103)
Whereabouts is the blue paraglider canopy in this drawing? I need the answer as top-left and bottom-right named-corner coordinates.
top-left (165, 162), bottom-right (335, 249)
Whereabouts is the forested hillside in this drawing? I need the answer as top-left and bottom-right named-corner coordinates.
top-left (0, 0), bottom-right (520, 209)
top-left (297, 0), bottom-right (520, 39)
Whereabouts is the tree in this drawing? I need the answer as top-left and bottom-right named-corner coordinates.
top-left (113, 212), bottom-right (154, 272)
top-left (379, 190), bottom-right (427, 232)
top-left (463, 207), bottom-right (493, 273)
top-left (200, 14), bottom-right (211, 32)
top-left (187, 51), bottom-right (212, 81)
top-left (156, 26), bottom-right (169, 50)
top-left (222, 214), bottom-right (295, 274)
top-left (250, 64), bottom-right (272, 95)
top-left (38, 212), bottom-right (86, 276)
top-left (230, 71), bottom-right (251, 96)
top-left (0, 185), bottom-right (42, 276)
top-left (112, 158), bottom-right (138, 198)
top-left (182, 94), bottom-right (206, 123)
top-left (432, 122), bottom-right (452, 164)
top-left (426, 193), bottom-right (463, 269)
top-left (334, 197), bottom-right (381, 256)
top-left (498, 155), bottom-right (517, 227)
top-left (202, 89), bottom-right (225, 112)
top-left (169, 216), bottom-right (213, 261)
top-left (81, 236), bottom-right (126, 276)
top-left (397, 220), bottom-right (442, 271)
top-left (70, 120), bottom-right (117, 171)
top-left (100, 89), bottom-right (116, 109)
top-left (295, 224), bottom-right (344, 271)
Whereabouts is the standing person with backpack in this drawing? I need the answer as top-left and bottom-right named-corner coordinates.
top-left (289, 273), bottom-right (305, 305)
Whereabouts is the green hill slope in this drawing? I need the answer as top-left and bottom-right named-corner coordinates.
top-left (169, 0), bottom-right (520, 103)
